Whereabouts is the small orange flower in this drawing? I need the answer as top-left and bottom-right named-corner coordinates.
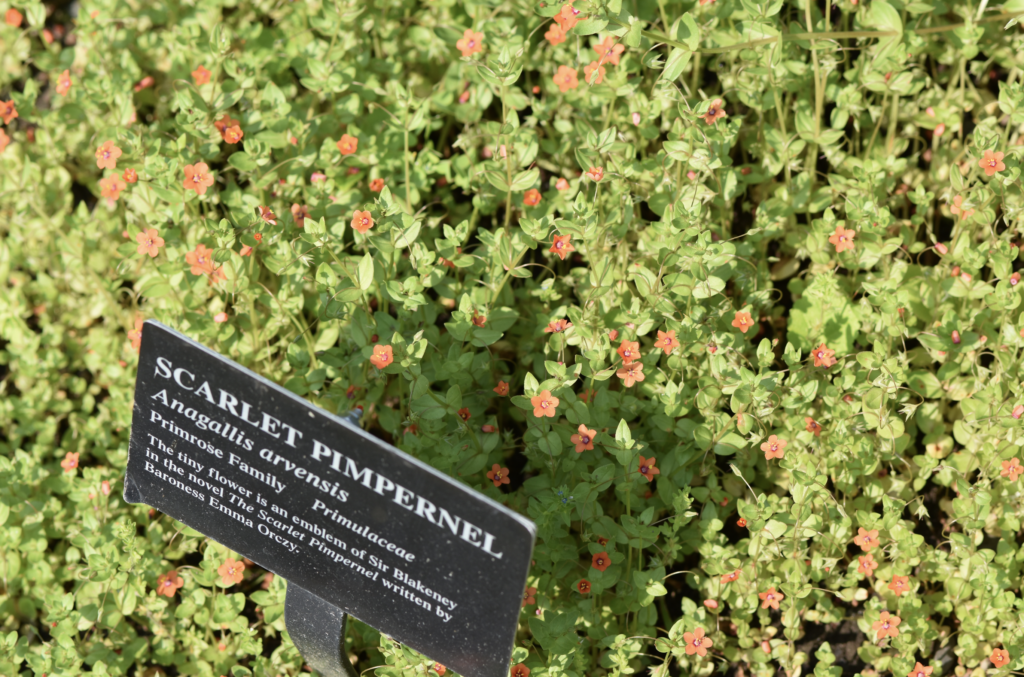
top-left (522, 586), bottom-right (537, 607)
top-left (591, 551), bottom-right (610, 571)
top-left (370, 178), bottom-right (385, 192)
top-left (593, 36), bottom-right (625, 65)
top-left (617, 362), bottom-right (645, 387)
top-left (291, 203), bottom-right (311, 226)
top-left (351, 210), bottom-right (374, 233)
top-left (192, 65), bottom-right (212, 85)
top-left (136, 228), bottom-right (165, 258)
top-left (100, 175), bottom-right (127, 201)
top-left (56, 70), bottom-right (72, 96)
top-left (183, 162), bottom-right (215, 195)
top-left (736, 518), bottom-right (747, 527)
top-left (950, 195), bottom-right (974, 220)
top-left (471, 311), bottom-right (486, 328)
top-left (60, 452), bottom-right (80, 472)
top-left (494, 381), bottom-right (509, 396)
top-left (127, 317), bottom-right (144, 352)
top-left (209, 266), bottom-right (227, 284)
top-left (257, 206), bottom-right (277, 226)
top-left (186, 244), bottom-right (216, 275)
top-left (555, 177), bottom-right (570, 190)
top-left (872, 611), bottom-right (901, 639)
top-left (545, 319), bottom-right (572, 333)
top-left (702, 99), bottom-right (727, 125)
top-left (980, 150), bottom-right (1006, 177)
top-left (577, 579), bottom-right (591, 594)
top-left (123, 168), bottom-right (138, 183)
top-left (5, 7), bottom-right (23, 26)
top-left (337, 133), bottom-right (358, 155)
top-left (828, 225), bottom-right (857, 253)
top-left (617, 340), bottom-right (640, 364)
top-left (456, 29), bottom-right (484, 57)
top-left (531, 390), bottom-right (559, 417)
top-left (0, 100), bottom-right (17, 125)
top-left (721, 570), bottom-right (740, 583)
top-left (554, 2), bottom-right (582, 30)
top-left (760, 434), bottom-right (787, 460)
top-left (854, 527), bottom-right (879, 551)
top-left (214, 114), bottom-right (239, 133)
top-left (586, 166), bottom-right (604, 182)
top-left (583, 61), bottom-right (606, 85)
top-left (812, 343), bottom-right (836, 368)
top-left (223, 125), bottom-right (243, 144)
top-left (545, 23), bottom-right (566, 46)
top-left (156, 571), bottom-right (184, 598)
top-left (805, 417), bottom-right (822, 436)
top-left (549, 233), bottom-right (574, 260)
top-left (510, 664), bottom-right (530, 677)
top-left (908, 662), bottom-right (933, 677)
top-left (553, 65), bottom-right (579, 93)
top-left (523, 188), bottom-right (541, 206)
top-left (370, 345), bottom-right (393, 369)
top-left (991, 649), bottom-right (1010, 668)
top-left (457, 407), bottom-right (471, 422)
top-left (731, 311), bottom-right (755, 333)
top-left (888, 575), bottom-right (910, 595)
top-left (637, 455), bottom-right (659, 482)
top-left (95, 140), bottom-right (122, 170)
top-left (572, 425), bottom-right (597, 453)
top-left (759, 587), bottom-right (784, 610)
top-left (653, 329), bottom-right (677, 354)
top-left (218, 558), bottom-right (246, 586)
top-left (487, 464), bottom-right (510, 487)
top-left (682, 626), bottom-right (713, 657)
top-left (1001, 457), bottom-right (1024, 481)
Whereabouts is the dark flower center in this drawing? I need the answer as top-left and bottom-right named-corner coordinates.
top-left (708, 108), bottom-right (717, 116)
top-left (640, 465), bottom-right (648, 474)
top-left (581, 436), bottom-right (590, 444)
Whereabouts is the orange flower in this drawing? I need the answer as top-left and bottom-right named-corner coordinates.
top-left (760, 434), bottom-right (787, 460)
top-left (218, 558), bottom-right (246, 585)
top-left (370, 345), bottom-right (393, 369)
top-left (637, 455), bottom-right (659, 482)
top-left (617, 340), bottom-right (640, 364)
top-left (0, 100), bottom-right (17, 125)
top-left (486, 464), bottom-right (510, 487)
top-left (617, 362), bottom-right (644, 387)
top-left (136, 229), bottom-right (165, 258)
top-left (192, 65), bottom-right (212, 85)
top-left (60, 452), bottom-right (80, 472)
top-left (555, 177), bottom-right (570, 190)
top-left (56, 70), bottom-right (72, 96)
top-left (1001, 457), bottom-right (1024, 481)
top-left (593, 37), bottom-right (625, 65)
top-left (183, 162), bottom-right (215, 195)
top-left (758, 587), bottom-right (784, 610)
top-left (828, 225), bottom-right (857, 253)
top-left (370, 178), bottom-right (385, 192)
top-left (123, 168), bottom-right (138, 183)
top-left (100, 175), bottom-right (127, 201)
top-left (702, 99), bottom-right (727, 125)
top-left (721, 570), bottom-right (740, 583)
top-left (523, 188), bottom-right (541, 206)
top-left (553, 65), bottom-right (579, 93)
top-left (804, 417), bottom-right (822, 436)
top-left (980, 150), bottom-right (1006, 176)
top-left (731, 311), bottom-right (755, 333)
top-left (471, 311), bottom-right (486, 328)
top-left (545, 319), bottom-right (572, 333)
top-left (128, 316), bottom-right (144, 352)
top-left (888, 575), bottom-right (910, 595)
top-left (156, 571), bottom-right (184, 597)
top-left (908, 662), bottom-right (932, 677)
top-left (522, 586), bottom-right (537, 607)
top-left (0, 128), bottom-right (9, 154)
top-left (456, 29), bottom-right (484, 58)
top-left (214, 114), bottom-right (239, 133)
top-left (457, 408), bottom-right (471, 422)
top-left (653, 329), bottom-right (677, 354)
top-left (186, 244), bottom-right (216, 275)
top-left (554, 2), bottom-right (582, 30)
top-left (545, 23), bottom-right (566, 46)
top-left (351, 210), bottom-right (374, 233)
top-left (337, 133), bottom-right (358, 155)
top-left (854, 527), bottom-right (879, 551)
top-left (291, 203), bottom-right (311, 226)
top-left (510, 664), bottom-right (530, 677)
top-left (577, 579), bottom-right (591, 594)
top-left (857, 554), bottom-right (878, 576)
top-left (591, 551), bottom-right (610, 571)
top-left (5, 7), bottom-right (22, 26)
top-left (95, 140), bottom-right (122, 170)
top-left (950, 195), bottom-right (974, 220)
top-left (435, 664), bottom-right (447, 676)
top-left (682, 627), bottom-right (713, 657)
top-left (812, 343), bottom-right (836, 368)
top-left (872, 611), bottom-right (900, 639)
top-left (223, 125), bottom-right (243, 144)
top-left (586, 166), bottom-right (604, 182)
top-left (991, 649), bottom-right (1010, 668)
top-left (737, 518), bottom-right (747, 527)
top-left (531, 390), bottom-right (559, 417)
top-left (254, 206), bottom-right (275, 226)
top-left (494, 381), bottom-right (509, 396)
top-left (571, 425), bottom-right (597, 453)
top-left (549, 234), bottom-right (574, 260)
top-left (583, 61), bottom-right (606, 85)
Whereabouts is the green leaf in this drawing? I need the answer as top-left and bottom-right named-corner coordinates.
top-left (316, 263), bottom-right (338, 288)
top-left (624, 19), bottom-right (643, 48)
top-left (357, 253), bottom-right (374, 291)
top-left (661, 48), bottom-right (691, 83)
top-left (228, 152), bottom-right (258, 172)
top-left (673, 14), bottom-right (700, 51)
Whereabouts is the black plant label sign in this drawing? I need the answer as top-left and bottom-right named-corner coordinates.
top-left (125, 321), bottom-right (535, 677)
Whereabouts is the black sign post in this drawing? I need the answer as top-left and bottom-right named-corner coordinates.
top-left (124, 321), bottom-right (535, 677)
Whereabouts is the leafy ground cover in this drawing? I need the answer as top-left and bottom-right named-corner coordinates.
top-left (2, 0), bottom-right (1024, 676)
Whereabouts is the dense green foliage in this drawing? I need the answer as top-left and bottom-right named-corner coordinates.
top-left (4, 0), bottom-right (1024, 675)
